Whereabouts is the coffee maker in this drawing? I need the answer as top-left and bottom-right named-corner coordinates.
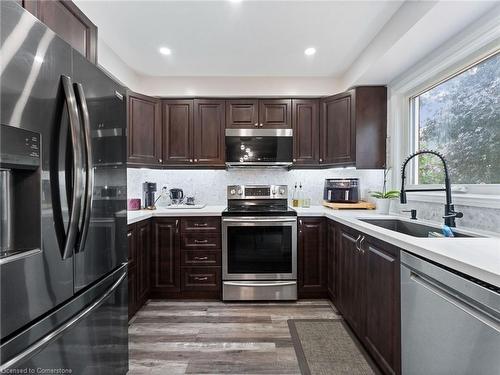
top-left (143, 182), bottom-right (157, 209)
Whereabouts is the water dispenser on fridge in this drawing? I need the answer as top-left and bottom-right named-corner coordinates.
top-left (0, 124), bottom-right (41, 260)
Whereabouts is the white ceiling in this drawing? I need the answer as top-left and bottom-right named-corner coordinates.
top-left (74, 0), bottom-right (403, 77)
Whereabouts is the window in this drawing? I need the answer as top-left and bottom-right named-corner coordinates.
top-left (410, 52), bottom-right (499, 185)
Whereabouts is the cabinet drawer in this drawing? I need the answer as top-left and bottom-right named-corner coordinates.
top-left (181, 217), bottom-right (220, 233)
top-left (182, 250), bottom-right (221, 266)
top-left (181, 267), bottom-right (221, 291)
top-left (181, 234), bottom-right (221, 250)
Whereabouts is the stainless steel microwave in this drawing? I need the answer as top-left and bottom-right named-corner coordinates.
top-left (225, 128), bottom-right (293, 168)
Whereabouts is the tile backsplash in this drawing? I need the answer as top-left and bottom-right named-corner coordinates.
top-left (127, 167), bottom-right (385, 206)
top-left (127, 167), bottom-right (499, 233)
top-left (392, 201), bottom-right (500, 234)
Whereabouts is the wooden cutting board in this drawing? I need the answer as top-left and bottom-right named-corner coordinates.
top-left (323, 200), bottom-right (376, 210)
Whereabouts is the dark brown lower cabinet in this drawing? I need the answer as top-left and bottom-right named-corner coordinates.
top-left (150, 217), bottom-right (221, 299)
top-left (337, 225), bottom-right (364, 334)
top-left (136, 220), bottom-right (151, 306)
top-left (331, 221), bottom-right (401, 375)
top-left (327, 220), bottom-right (337, 302)
top-left (128, 221), bottom-right (151, 320)
top-left (151, 218), bottom-right (181, 295)
top-left (298, 217), bottom-right (327, 298)
top-left (363, 237), bottom-right (401, 375)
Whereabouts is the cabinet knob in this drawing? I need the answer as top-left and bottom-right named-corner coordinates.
top-left (254, 123), bottom-right (259, 127)
top-left (293, 158), bottom-right (297, 162)
top-left (190, 159), bottom-right (193, 163)
top-left (194, 158), bottom-right (198, 162)
top-left (319, 158), bottom-right (323, 162)
top-left (158, 158), bottom-right (162, 163)
top-left (259, 123), bottom-right (263, 127)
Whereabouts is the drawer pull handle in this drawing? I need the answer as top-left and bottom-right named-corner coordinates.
top-left (194, 276), bottom-right (208, 281)
top-left (194, 239), bottom-right (209, 244)
top-left (194, 256), bottom-right (209, 260)
top-left (194, 223), bottom-right (208, 227)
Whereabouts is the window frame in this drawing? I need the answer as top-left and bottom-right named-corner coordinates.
top-left (405, 51), bottom-right (500, 196)
top-left (388, 13), bottom-right (500, 210)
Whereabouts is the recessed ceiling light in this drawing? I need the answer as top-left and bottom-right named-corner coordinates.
top-left (159, 47), bottom-right (171, 56)
top-left (304, 47), bottom-right (316, 56)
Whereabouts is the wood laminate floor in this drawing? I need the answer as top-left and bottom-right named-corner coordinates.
top-left (128, 299), bottom-right (340, 375)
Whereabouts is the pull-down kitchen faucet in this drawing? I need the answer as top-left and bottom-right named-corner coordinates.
top-left (400, 150), bottom-right (463, 227)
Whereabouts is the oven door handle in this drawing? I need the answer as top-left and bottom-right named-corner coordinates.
top-left (222, 217), bottom-right (297, 223)
top-left (224, 281), bottom-right (297, 287)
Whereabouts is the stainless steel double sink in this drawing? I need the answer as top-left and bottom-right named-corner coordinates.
top-left (359, 219), bottom-right (481, 238)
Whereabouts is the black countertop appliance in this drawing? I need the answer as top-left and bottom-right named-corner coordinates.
top-left (324, 178), bottom-right (360, 203)
top-left (143, 182), bottom-right (157, 209)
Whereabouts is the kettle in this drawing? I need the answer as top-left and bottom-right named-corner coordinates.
top-left (169, 188), bottom-right (184, 205)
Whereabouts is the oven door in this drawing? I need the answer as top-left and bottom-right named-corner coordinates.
top-left (222, 216), bottom-right (297, 280)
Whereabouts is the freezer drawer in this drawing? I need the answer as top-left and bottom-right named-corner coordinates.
top-left (401, 252), bottom-right (500, 375)
top-left (1, 264), bottom-right (128, 374)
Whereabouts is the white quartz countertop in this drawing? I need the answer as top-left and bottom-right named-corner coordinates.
top-left (295, 206), bottom-right (500, 288)
top-left (127, 205), bottom-right (226, 224)
top-left (127, 205), bottom-right (500, 287)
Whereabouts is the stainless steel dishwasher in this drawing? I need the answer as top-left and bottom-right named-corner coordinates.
top-left (401, 251), bottom-right (500, 375)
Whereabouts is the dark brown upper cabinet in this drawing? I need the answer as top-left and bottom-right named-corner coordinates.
top-left (162, 99), bottom-right (193, 165)
top-left (193, 99), bottom-right (225, 166)
top-left (22, 0), bottom-right (98, 64)
top-left (320, 91), bottom-right (355, 166)
top-left (259, 99), bottom-right (292, 128)
top-left (292, 99), bottom-right (319, 166)
top-left (127, 92), bottom-right (162, 165)
top-left (320, 86), bottom-right (386, 169)
top-left (226, 100), bottom-right (259, 128)
top-left (226, 99), bottom-right (291, 128)
top-left (162, 99), bottom-right (225, 167)
top-left (354, 86), bottom-right (387, 169)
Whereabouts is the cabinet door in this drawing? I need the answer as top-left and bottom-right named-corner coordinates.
top-left (127, 225), bottom-right (137, 319)
top-left (162, 100), bottom-right (193, 164)
top-left (151, 219), bottom-right (180, 293)
top-left (320, 92), bottom-right (355, 166)
top-left (193, 99), bottom-right (225, 165)
top-left (136, 220), bottom-right (151, 305)
top-left (127, 225), bottom-right (136, 268)
top-left (24, 0), bottom-right (97, 63)
top-left (225, 100), bottom-right (259, 128)
top-left (327, 221), bottom-right (337, 302)
top-left (127, 92), bottom-right (162, 164)
top-left (127, 265), bottom-right (137, 320)
top-left (337, 226), bottom-right (364, 333)
top-left (298, 217), bottom-right (327, 298)
top-left (259, 99), bottom-right (291, 128)
top-left (363, 238), bottom-right (401, 375)
top-left (292, 99), bottom-right (319, 165)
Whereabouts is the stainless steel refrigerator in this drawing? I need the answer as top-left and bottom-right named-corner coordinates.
top-left (0, 1), bottom-right (128, 373)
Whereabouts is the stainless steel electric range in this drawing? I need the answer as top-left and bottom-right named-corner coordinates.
top-left (222, 185), bottom-right (297, 301)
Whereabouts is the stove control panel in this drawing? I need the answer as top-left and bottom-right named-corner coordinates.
top-left (227, 185), bottom-right (288, 200)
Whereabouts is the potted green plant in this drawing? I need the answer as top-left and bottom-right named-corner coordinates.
top-left (370, 168), bottom-right (399, 214)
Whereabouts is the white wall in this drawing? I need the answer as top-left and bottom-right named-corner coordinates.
top-left (137, 76), bottom-right (341, 97)
top-left (97, 39), bottom-right (141, 91)
top-left (127, 167), bottom-right (384, 206)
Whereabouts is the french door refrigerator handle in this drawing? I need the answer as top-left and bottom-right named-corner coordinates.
top-left (73, 82), bottom-right (93, 253)
top-left (59, 75), bottom-right (84, 260)
top-left (0, 265), bottom-right (128, 372)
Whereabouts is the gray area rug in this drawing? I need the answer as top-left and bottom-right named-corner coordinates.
top-left (288, 319), bottom-right (378, 375)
